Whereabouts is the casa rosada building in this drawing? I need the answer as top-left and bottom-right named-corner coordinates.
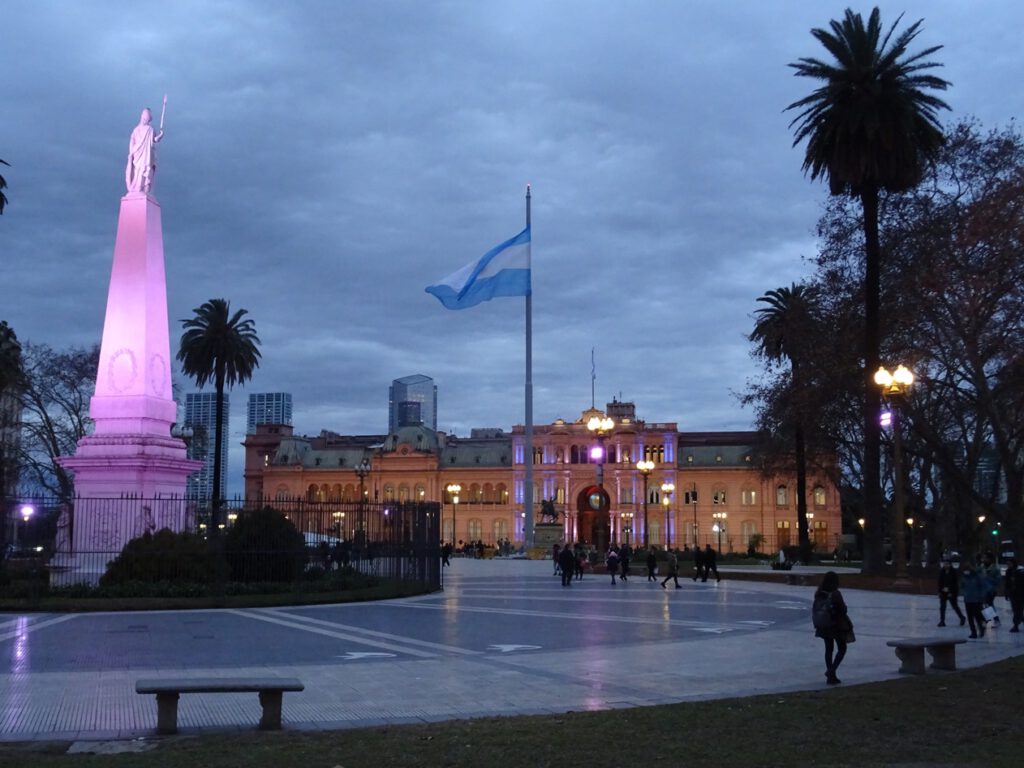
top-left (243, 400), bottom-right (841, 553)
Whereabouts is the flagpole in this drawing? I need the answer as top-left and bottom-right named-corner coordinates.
top-left (523, 184), bottom-right (535, 549)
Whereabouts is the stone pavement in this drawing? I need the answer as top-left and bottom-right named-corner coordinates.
top-left (0, 558), bottom-right (1020, 742)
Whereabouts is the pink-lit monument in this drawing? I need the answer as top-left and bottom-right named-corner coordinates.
top-left (56, 101), bottom-right (202, 582)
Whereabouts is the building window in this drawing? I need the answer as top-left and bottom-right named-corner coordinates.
top-left (777, 519), bottom-right (791, 548)
top-left (494, 519), bottom-right (508, 541)
top-left (620, 487), bottom-right (634, 505)
top-left (684, 489), bottom-right (698, 505)
top-left (468, 518), bottom-right (483, 542)
top-left (813, 485), bottom-right (826, 507)
top-left (713, 488), bottom-right (727, 505)
top-left (741, 489), bottom-right (756, 506)
top-left (776, 485), bottom-right (788, 506)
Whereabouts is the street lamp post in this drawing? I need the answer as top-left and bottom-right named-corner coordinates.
top-left (621, 511), bottom-right (634, 546)
top-left (637, 460), bottom-right (654, 548)
top-left (587, 415), bottom-right (615, 487)
top-left (446, 483), bottom-right (461, 547)
top-left (806, 511), bottom-right (815, 552)
top-left (661, 482), bottom-right (674, 550)
top-left (875, 364), bottom-right (914, 576)
top-left (355, 458), bottom-right (371, 547)
top-left (712, 510), bottom-right (727, 553)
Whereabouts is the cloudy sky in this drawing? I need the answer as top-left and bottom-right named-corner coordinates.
top-left (3, 1), bottom-right (1022, 494)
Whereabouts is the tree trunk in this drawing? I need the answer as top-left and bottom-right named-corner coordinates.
top-left (212, 369), bottom-right (225, 530)
top-left (861, 186), bottom-right (884, 574)
top-left (795, 424), bottom-right (811, 562)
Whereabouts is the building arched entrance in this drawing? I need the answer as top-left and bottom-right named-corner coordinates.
top-left (576, 484), bottom-right (610, 551)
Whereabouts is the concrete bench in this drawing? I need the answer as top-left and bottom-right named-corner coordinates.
top-left (135, 677), bottom-right (304, 734)
top-left (885, 637), bottom-right (967, 675)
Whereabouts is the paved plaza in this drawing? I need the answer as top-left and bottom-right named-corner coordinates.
top-left (0, 558), bottom-right (1021, 742)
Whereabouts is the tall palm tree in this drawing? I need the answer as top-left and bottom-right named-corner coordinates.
top-left (750, 284), bottom-right (819, 561)
top-left (0, 320), bottom-right (22, 496)
top-left (0, 159), bottom-right (9, 214)
top-left (787, 7), bottom-right (950, 573)
top-left (177, 299), bottom-right (261, 526)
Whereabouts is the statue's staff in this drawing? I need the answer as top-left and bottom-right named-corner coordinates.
top-left (159, 94), bottom-right (167, 132)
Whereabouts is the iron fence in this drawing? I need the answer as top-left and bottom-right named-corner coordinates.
top-left (1, 495), bottom-right (442, 592)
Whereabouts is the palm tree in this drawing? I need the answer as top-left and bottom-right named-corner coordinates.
top-left (750, 284), bottom-right (819, 561)
top-left (787, 7), bottom-right (950, 573)
top-left (177, 299), bottom-right (261, 526)
top-left (0, 320), bottom-right (22, 496)
top-left (0, 159), bottom-right (9, 215)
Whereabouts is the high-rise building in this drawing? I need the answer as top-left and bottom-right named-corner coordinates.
top-left (185, 391), bottom-right (229, 502)
top-left (247, 392), bottom-right (293, 434)
top-left (388, 374), bottom-right (436, 433)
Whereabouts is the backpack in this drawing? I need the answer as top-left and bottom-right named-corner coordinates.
top-left (812, 591), bottom-right (835, 631)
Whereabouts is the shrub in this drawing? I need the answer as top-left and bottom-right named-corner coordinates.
top-left (224, 506), bottom-right (307, 582)
top-left (101, 529), bottom-right (216, 586)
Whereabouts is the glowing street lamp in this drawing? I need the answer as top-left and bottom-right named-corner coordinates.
top-left (587, 415), bottom-right (615, 488)
top-left (447, 483), bottom-right (461, 545)
top-left (661, 482), bottom-right (674, 549)
top-left (712, 510), bottom-right (727, 553)
top-left (875, 364), bottom-right (914, 576)
top-left (637, 459), bottom-right (654, 548)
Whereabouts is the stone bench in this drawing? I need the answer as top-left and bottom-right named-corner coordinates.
top-left (885, 637), bottom-right (967, 675)
top-left (135, 677), bottom-right (304, 734)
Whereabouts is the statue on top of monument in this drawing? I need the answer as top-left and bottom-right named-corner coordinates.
top-left (125, 97), bottom-right (166, 195)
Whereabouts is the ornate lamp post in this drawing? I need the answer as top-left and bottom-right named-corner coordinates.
top-left (661, 482), bottom-right (674, 549)
top-left (806, 511), bottom-right (815, 552)
top-left (447, 483), bottom-right (461, 546)
top-left (621, 511), bottom-right (634, 546)
top-left (712, 510), bottom-right (727, 553)
top-left (875, 364), bottom-right (914, 576)
top-left (587, 414), bottom-right (615, 487)
top-left (637, 459), bottom-right (654, 548)
top-left (355, 457), bottom-right (371, 544)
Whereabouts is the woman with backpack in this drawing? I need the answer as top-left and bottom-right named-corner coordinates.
top-left (812, 571), bottom-right (853, 685)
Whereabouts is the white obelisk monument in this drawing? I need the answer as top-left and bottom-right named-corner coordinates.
top-left (57, 101), bottom-right (201, 581)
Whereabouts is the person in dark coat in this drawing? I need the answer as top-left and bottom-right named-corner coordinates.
top-left (813, 571), bottom-right (852, 685)
top-left (558, 544), bottom-right (576, 587)
top-left (573, 543), bottom-right (586, 581)
top-left (1003, 557), bottom-right (1024, 632)
top-left (661, 549), bottom-right (681, 589)
top-left (646, 548), bottom-right (657, 582)
top-left (937, 559), bottom-right (965, 626)
top-left (441, 542), bottom-right (452, 568)
top-left (618, 543), bottom-right (632, 582)
top-left (606, 546), bottom-right (620, 585)
top-left (703, 544), bottom-right (720, 582)
top-left (692, 545), bottom-right (705, 581)
top-left (960, 561), bottom-right (989, 639)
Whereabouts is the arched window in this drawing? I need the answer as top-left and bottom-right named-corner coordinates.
top-left (496, 484), bottom-right (509, 503)
top-left (275, 485), bottom-right (290, 502)
top-left (741, 519), bottom-right (759, 548)
top-left (398, 484), bottom-right (410, 502)
top-left (306, 484), bottom-right (318, 502)
top-left (343, 483), bottom-right (356, 502)
top-left (570, 445), bottom-right (581, 464)
top-left (494, 518), bottom-right (508, 541)
top-left (741, 488), bottom-right (757, 506)
top-left (776, 485), bottom-right (788, 506)
top-left (713, 488), bottom-right (727, 505)
top-left (470, 483), bottom-right (483, 502)
top-left (330, 484), bottom-right (342, 502)
top-left (415, 484), bottom-right (426, 502)
top-left (813, 485), bottom-right (827, 507)
top-left (384, 484), bottom-right (395, 502)
top-left (468, 518), bottom-right (483, 542)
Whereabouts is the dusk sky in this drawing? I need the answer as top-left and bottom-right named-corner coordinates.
top-left (3, 2), bottom-right (1022, 494)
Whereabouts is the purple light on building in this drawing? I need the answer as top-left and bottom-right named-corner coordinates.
top-left (590, 445), bottom-right (604, 461)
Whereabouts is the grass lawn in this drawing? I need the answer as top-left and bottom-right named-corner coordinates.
top-left (4, 655), bottom-right (1021, 768)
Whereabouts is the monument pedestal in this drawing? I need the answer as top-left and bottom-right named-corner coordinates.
top-left (533, 523), bottom-right (565, 551)
top-left (56, 191), bottom-right (201, 585)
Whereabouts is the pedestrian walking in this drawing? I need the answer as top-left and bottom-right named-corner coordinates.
top-left (960, 561), bottom-right (989, 639)
top-left (558, 544), bottom-right (576, 587)
top-left (574, 543), bottom-right (586, 581)
top-left (619, 543), bottom-right (632, 582)
top-left (553, 543), bottom-right (562, 576)
top-left (936, 558), bottom-right (965, 627)
top-left (982, 552), bottom-right (1002, 627)
top-left (646, 548), bottom-right (657, 582)
top-left (703, 544), bottom-right (720, 582)
top-left (692, 545), bottom-right (705, 581)
top-left (812, 571), bottom-right (853, 685)
top-left (606, 546), bottom-right (620, 585)
top-left (661, 549), bottom-right (681, 589)
top-left (441, 542), bottom-right (452, 568)
top-left (1004, 557), bottom-right (1024, 632)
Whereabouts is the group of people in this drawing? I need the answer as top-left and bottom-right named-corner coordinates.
top-left (937, 552), bottom-right (1024, 638)
top-left (551, 542), bottom-right (727, 588)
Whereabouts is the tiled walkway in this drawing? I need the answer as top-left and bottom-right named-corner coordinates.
top-left (0, 559), bottom-right (1019, 741)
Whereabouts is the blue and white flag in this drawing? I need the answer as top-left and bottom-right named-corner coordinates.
top-left (425, 226), bottom-right (531, 310)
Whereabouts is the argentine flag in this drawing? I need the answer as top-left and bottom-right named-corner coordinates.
top-left (425, 227), bottom-right (531, 310)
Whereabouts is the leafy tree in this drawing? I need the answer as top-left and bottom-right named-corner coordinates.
top-left (13, 343), bottom-right (98, 499)
top-left (787, 7), bottom-right (951, 573)
top-left (750, 284), bottom-right (821, 559)
top-left (177, 299), bottom-right (261, 525)
top-left (0, 159), bottom-right (9, 215)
